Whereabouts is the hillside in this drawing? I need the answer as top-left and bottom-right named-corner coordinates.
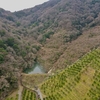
top-left (6, 49), bottom-right (100, 100)
top-left (0, 8), bottom-right (40, 99)
top-left (13, 0), bottom-right (100, 71)
top-left (39, 49), bottom-right (100, 100)
top-left (0, 0), bottom-right (100, 99)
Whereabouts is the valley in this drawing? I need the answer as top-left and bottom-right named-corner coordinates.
top-left (6, 48), bottom-right (100, 100)
top-left (0, 0), bottom-right (100, 99)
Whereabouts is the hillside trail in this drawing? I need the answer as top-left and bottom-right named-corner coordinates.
top-left (18, 70), bottom-right (23, 100)
top-left (34, 88), bottom-right (43, 100)
top-left (18, 71), bottom-right (43, 100)
top-left (18, 84), bottom-right (23, 100)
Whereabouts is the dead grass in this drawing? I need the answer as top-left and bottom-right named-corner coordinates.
top-left (21, 73), bottom-right (49, 89)
top-left (6, 89), bottom-right (18, 100)
top-left (38, 26), bottom-right (100, 72)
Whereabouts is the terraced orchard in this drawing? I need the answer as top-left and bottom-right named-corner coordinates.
top-left (6, 88), bottom-right (40, 100)
top-left (40, 49), bottom-right (100, 100)
top-left (6, 95), bottom-right (18, 100)
top-left (22, 88), bottom-right (37, 100)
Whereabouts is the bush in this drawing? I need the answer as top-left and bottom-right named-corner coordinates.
top-left (0, 54), bottom-right (4, 63)
top-left (32, 45), bottom-right (40, 51)
top-left (20, 51), bottom-right (27, 57)
top-left (0, 48), bottom-right (7, 63)
top-left (40, 36), bottom-right (46, 43)
top-left (0, 48), bottom-right (7, 55)
top-left (5, 38), bottom-right (15, 47)
top-left (6, 16), bottom-right (14, 22)
top-left (91, 0), bottom-right (100, 4)
top-left (13, 44), bottom-right (19, 53)
top-left (69, 32), bottom-right (82, 42)
top-left (0, 40), bottom-right (6, 49)
top-left (14, 11), bottom-right (27, 18)
top-left (40, 31), bottom-right (54, 43)
top-left (44, 31), bottom-right (54, 39)
top-left (16, 22), bottom-right (21, 27)
top-left (0, 30), bottom-right (6, 37)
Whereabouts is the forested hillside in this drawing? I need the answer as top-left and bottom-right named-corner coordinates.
top-left (6, 49), bottom-right (100, 100)
top-left (12, 0), bottom-right (100, 71)
top-left (0, 0), bottom-right (100, 99)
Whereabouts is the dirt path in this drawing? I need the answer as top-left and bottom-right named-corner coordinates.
top-left (18, 70), bottom-right (23, 100)
top-left (18, 69), bottom-right (44, 100)
top-left (35, 88), bottom-right (43, 100)
top-left (18, 84), bottom-right (23, 100)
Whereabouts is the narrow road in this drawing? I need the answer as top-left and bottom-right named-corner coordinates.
top-left (18, 85), bottom-right (23, 100)
top-left (35, 88), bottom-right (43, 100)
top-left (18, 70), bottom-right (43, 100)
top-left (20, 77), bottom-right (43, 100)
top-left (18, 70), bottom-right (23, 100)
top-left (18, 89), bottom-right (21, 100)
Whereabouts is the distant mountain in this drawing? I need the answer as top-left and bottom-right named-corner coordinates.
top-left (0, 0), bottom-right (100, 99)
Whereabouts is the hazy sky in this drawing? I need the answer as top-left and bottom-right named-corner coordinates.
top-left (0, 0), bottom-right (49, 12)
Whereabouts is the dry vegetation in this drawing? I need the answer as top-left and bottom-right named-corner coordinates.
top-left (21, 73), bottom-right (49, 89)
top-left (0, 0), bottom-right (100, 99)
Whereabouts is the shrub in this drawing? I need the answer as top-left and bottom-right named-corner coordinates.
top-left (5, 38), bottom-right (15, 47)
top-left (0, 54), bottom-right (4, 63)
top-left (6, 16), bottom-right (14, 22)
top-left (0, 40), bottom-right (6, 49)
top-left (40, 31), bottom-right (54, 43)
top-left (16, 22), bottom-right (21, 27)
top-left (0, 48), bottom-right (7, 63)
top-left (0, 30), bottom-right (6, 37)
top-left (32, 45), bottom-right (40, 51)
top-left (44, 31), bottom-right (54, 39)
top-left (20, 51), bottom-right (27, 57)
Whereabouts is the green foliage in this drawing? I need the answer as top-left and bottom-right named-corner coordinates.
top-left (40, 49), bottom-right (100, 100)
top-left (13, 44), bottom-right (19, 50)
top-left (43, 31), bottom-right (54, 39)
top-left (32, 45), bottom-right (40, 51)
top-left (0, 48), bottom-right (7, 63)
top-left (32, 21), bottom-right (39, 27)
top-left (5, 38), bottom-right (15, 47)
top-left (14, 11), bottom-right (27, 18)
top-left (40, 36), bottom-right (46, 43)
top-left (91, 0), bottom-right (100, 4)
top-left (69, 32), bottom-right (82, 42)
top-left (6, 16), bottom-right (14, 22)
top-left (22, 88), bottom-right (37, 100)
top-left (0, 54), bottom-right (4, 64)
top-left (0, 30), bottom-right (6, 37)
top-left (16, 22), bottom-right (21, 27)
top-left (21, 51), bottom-right (27, 57)
top-left (37, 20), bottom-right (53, 33)
top-left (40, 31), bottom-right (54, 43)
top-left (5, 38), bottom-right (20, 53)
top-left (13, 44), bottom-right (19, 53)
top-left (25, 46), bottom-right (30, 51)
top-left (6, 94), bottom-right (18, 100)
top-left (0, 40), bottom-right (6, 49)
top-left (43, 20), bottom-right (53, 29)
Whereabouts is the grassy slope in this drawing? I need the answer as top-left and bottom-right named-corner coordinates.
top-left (6, 49), bottom-right (100, 100)
top-left (21, 73), bottom-right (49, 89)
top-left (39, 49), bottom-right (100, 100)
top-left (1, 0), bottom-right (100, 99)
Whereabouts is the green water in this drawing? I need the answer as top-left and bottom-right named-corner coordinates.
top-left (24, 63), bottom-right (45, 74)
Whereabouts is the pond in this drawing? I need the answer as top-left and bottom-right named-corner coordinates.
top-left (24, 63), bottom-right (45, 74)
